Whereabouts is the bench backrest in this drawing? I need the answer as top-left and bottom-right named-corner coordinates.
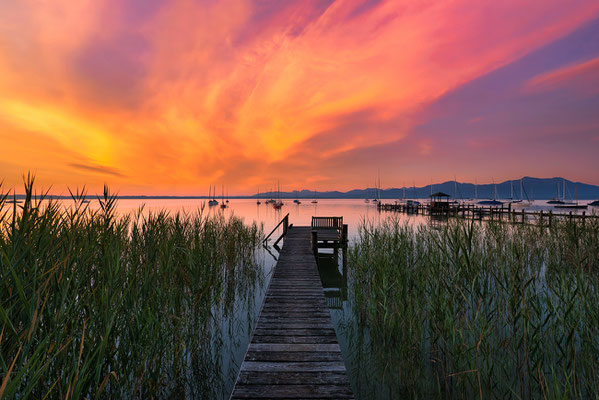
top-left (311, 217), bottom-right (343, 230)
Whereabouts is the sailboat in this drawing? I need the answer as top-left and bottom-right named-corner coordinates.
top-left (449, 176), bottom-right (459, 204)
top-left (256, 187), bottom-right (261, 205)
top-left (478, 180), bottom-right (503, 205)
top-left (555, 183), bottom-right (587, 209)
top-left (220, 185), bottom-right (227, 208)
top-left (293, 190), bottom-right (301, 204)
top-left (547, 179), bottom-right (567, 204)
top-left (311, 189), bottom-right (318, 204)
top-left (512, 179), bottom-right (532, 207)
top-left (273, 181), bottom-right (284, 209)
top-left (208, 185), bottom-right (219, 206)
top-left (372, 173), bottom-right (380, 203)
top-left (265, 188), bottom-right (275, 204)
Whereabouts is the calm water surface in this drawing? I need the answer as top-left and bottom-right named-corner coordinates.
top-left (75, 198), bottom-right (597, 398)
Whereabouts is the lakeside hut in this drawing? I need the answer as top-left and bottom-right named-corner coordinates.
top-left (430, 192), bottom-right (451, 215)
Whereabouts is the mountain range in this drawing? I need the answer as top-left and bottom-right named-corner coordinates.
top-left (258, 177), bottom-right (599, 200)
top-left (9, 177), bottom-right (599, 200)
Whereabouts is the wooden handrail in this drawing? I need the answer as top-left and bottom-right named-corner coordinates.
top-left (264, 213), bottom-right (289, 244)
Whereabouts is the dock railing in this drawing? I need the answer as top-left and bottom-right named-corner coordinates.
top-left (263, 213), bottom-right (290, 247)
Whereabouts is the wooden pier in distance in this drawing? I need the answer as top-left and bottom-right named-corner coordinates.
top-left (231, 225), bottom-right (354, 399)
top-left (377, 201), bottom-right (597, 226)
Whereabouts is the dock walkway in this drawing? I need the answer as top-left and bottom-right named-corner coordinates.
top-left (231, 226), bottom-right (354, 399)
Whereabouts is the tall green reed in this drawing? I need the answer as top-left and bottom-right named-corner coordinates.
top-left (349, 215), bottom-right (599, 399)
top-left (0, 176), bottom-right (263, 399)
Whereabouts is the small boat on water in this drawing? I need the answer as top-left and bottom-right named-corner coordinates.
top-left (547, 199), bottom-right (565, 205)
top-left (589, 200), bottom-right (599, 206)
top-left (554, 183), bottom-right (586, 209)
top-left (547, 179), bottom-right (571, 205)
top-left (512, 179), bottom-right (532, 207)
top-left (478, 181), bottom-right (503, 205)
top-left (272, 181), bottom-right (284, 209)
top-left (220, 185), bottom-right (227, 208)
top-left (555, 204), bottom-right (587, 209)
top-left (478, 200), bottom-right (503, 205)
top-left (208, 185), bottom-right (219, 206)
top-left (364, 198), bottom-right (370, 203)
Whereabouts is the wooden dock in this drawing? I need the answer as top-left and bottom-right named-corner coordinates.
top-left (377, 201), bottom-right (597, 226)
top-left (231, 226), bottom-right (354, 399)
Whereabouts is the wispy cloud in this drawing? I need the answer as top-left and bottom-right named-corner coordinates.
top-left (69, 163), bottom-right (125, 177)
top-left (0, 0), bottom-right (598, 192)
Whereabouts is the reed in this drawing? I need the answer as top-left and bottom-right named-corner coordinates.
top-left (0, 176), bottom-right (263, 399)
top-left (348, 215), bottom-right (599, 399)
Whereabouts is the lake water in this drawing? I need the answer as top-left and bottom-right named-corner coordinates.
top-left (62, 198), bottom-right (598, 398)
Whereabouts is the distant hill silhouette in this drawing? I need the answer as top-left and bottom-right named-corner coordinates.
top-left (10, 177), bottom-right (599, 200)
top-left (259, 177), bottom-right (599, 200)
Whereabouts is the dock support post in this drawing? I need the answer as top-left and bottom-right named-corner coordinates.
top-left (311, 230), bottom-right (318, 257)
top-left (342, 224), bottom-right (348, 244)
top-left (283, 215), bottom-right (289, 236)
top-left (549, 210), bottom-right (552, 228)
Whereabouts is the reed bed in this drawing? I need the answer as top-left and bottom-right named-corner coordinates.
top-left (0, 178), bottom-right (263, 399)
top-left (349, 215), bottom-right (599, 399)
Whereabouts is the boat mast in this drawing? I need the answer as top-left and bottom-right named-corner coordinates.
top-left (520, 179), bottom-right (523, 201)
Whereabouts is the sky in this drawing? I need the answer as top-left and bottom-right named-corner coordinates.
top-left (1, 0), bottom-right (598, 195)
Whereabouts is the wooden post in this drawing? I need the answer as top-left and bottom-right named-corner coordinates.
top-left (582, 211), bottom-right (586, 227)
top-left (311, 230), bottom-right (318, 257)
top-left (549, 210), bottom-right (552, 228)
top-left (283, 215), bottom-right (289, 236)
top-left (539, 210), bottom-right (543, 228)
top-left (342, 224), bottom-right (348, 244)
top-left (521, 210), bottom-right (525, 224)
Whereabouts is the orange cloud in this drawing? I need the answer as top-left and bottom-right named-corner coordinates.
top-left (1, 0), bottom-right (598, 193)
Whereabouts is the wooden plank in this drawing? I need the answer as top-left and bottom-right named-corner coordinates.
top-left (231, 225), bottom-right (353, 399)
top-left (240, 361), bottom-right (347, 372)
top-left (237, 371), bottom-right (350, 385)
top-left (249, 343), bottom-right (341, 352)
top-left (232, 384), bottom-right (354, 399)
top-left (245, 351), bottom-right (343, 362)
top-left (252, 335), bottom-right (338, 344)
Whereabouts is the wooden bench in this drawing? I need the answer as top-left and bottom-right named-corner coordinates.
top-left (311, 217), bottom-right (347, 253)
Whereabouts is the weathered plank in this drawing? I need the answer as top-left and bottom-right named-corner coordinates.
top-left (232, 384), bottom-right (354, 399)
top-left (237, 371), bottom-right (351, 385)
top-left (231, 226), bottom-right (354, 399)
top-left (239, 361), bottom-right (347, 372)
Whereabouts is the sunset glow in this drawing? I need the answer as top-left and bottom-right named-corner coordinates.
top-left (1, 0), bottom-right (599, 194)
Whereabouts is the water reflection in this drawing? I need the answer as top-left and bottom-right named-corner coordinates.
top-left (316, 249), bottom-right (348, 310)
